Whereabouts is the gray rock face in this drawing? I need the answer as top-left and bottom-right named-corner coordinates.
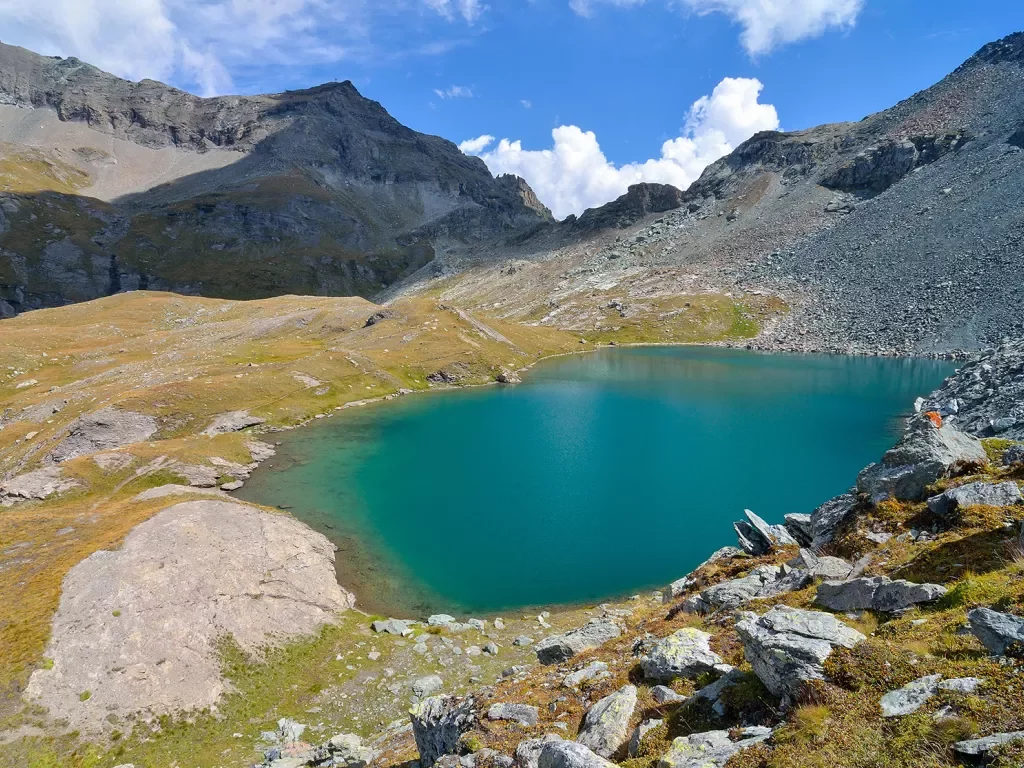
top-left (572, 183), bottom-right (684, 231)
top-left (25, 500), bottom-right (353, 732)
top-left (926, 481), bottom-right (1022, 516)
top-left (515, 735), bottom-right (563, 768)
top-left (650, 685), bottom-right (686, 704)
top-left (576, 685), bottom-right (637, 758)
top-left (793, 549), bottom-right (854, 581)
top-left (411, 695), bottom-right (476, 768)
top-left (327, 733), bottom-right (376, 768)
top-left (880, 674), bottom-right (944, 717)
top-left (538, 741), bottom-right (616, 768)
top-left (640, 629), bottom-right (723, 683)
top-left (488, 703), bottom-right (539, 727)
top-left (1003, 444), bottom-right (1024, 466)
top-left (50, 407), bottom-right (158, 462)
top-left (693, 667), bottom-right (746, 717)
top-left (784, 513), bottom-right (813, 546)
top-left (562, 662), bottom-right (610, 689)
top-left (699, 565), bottom-right (810, 611)
top-left (968, 607), bottom-right (1024, 655)
top-left (202, 410), bottom-right (266, 436)
top-left (657, 728), bottom-right (772, 768)
top-left (815, 576), bottom-right (947, 613)
top-left (536, 619), bottom-right (621, 665)
top-left (733, 509), bottom-right (797, 555)
top-left (0, 466), bottom-right (80, 502)
top-left (736, 606), bottom-right (865, 697)
top-left (663, 547), bottom-right (741, 603)
top-left (413, 675), bottom-right (445, 699)
top-left (857, 417), bottom-right (987, 503)
top-left (809, 491), bottom-right (859, 549)
top-left (954, 731), bottom-right (1024, 758)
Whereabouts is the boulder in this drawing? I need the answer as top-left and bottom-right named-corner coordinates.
top-left (488, 703), bottom-right (540, 727)
top-left (815, 576), bottom-right (947, 613)
top-left (562, 661), bottom-right (610, 689)
top-left (538, 740), bottom-right (615, 768)
top-left (628, 719), bottom-right (663, 758)
top-left (699, 565), bottom-right (810, 611)
top-left (733, 509), bottom-right (797, 556)
top-left (0, 466), bottom-right (80, 501)
top-left (650, 685), bottom-right (686, 704)
top-left (410, 695), bottom-right (476, 768)
top-left (327, 734), bottom-right (376, 768)
top-left (880, 674), bottom-right (943, 717)
top-left (968, 607), bottom-right (1024, 656)
top-left (576, 685), bottom-right (637, 758)
top-left (536, 619), bottom-right (621, 665)
top-left (413, 675), bottom-right (445, 698)
top-left (792, 549), bottom-right (853, 581)
top-left (736, 606), bottom-right (865, 697)
top-left (50, 407), bottom-right (158, 462)
top-left (926, 481), bottom-right (1022, 517)
top-left (692, 667), bottom-right (746, 717)
top-left (856, 417), bottom-right (987, 503)
top-left (954, 731), bottom-right (1024, 759)
top-left (515, 735), bottom-right (563, 768)
top-left (372, 618), bottom-right (415, 636)
top-left (784, 513), bottom-right (813, 546)
top-left (809, 491), bottom-right (859, 549)
top-left (656, 728), bottom-right (771, 768)
top-left (1003, 445), bottom-right (1024, 466)
top-left (202, 410), bottom-right (266, 436)
top-left (640, 629), bottom-right (723, 683)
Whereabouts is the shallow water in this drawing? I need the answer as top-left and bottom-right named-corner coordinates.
top-left (238, 347), bottom-right (954, 616)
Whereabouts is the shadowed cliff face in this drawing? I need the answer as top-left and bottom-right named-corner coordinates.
top-left (0, 42), bottom-right (553, 314)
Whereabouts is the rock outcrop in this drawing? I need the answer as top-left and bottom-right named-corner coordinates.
top-left (926, 481), bottom-right (1022, 517)
top-left (25, 500), bottom-right (353, 732)
top-left (0, 466), bottom-right (80, 503)
top-left (640, 629), bottom-right (723, 683)
top-left (815, 576), bottom-right (947, 613)
top-left (968, 607), bottom-right (1024, 656)
top-left (656, 728), bottom-right (771, 768)
top-left (411, 696), bottom-right (477, 768)
top-left (536, 619), bottom-right (621, 665)
top-left (736, 606), bottom-right (865, 697)
top-left (732, 509), bottom-right (797, 555)
top-left (50, 407), bottom-right (158, 462)
top-left (576, 685), bottom-right (637, 758)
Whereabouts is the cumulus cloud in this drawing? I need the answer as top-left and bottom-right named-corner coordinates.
top-left (570, 0), bottom-right (863, 54)
top-left (434, 85), bottom-right (475, 99)
top-left (0, 0), bottom-right (485, 96)
top-left (460, 76), bottom-right (778, 220)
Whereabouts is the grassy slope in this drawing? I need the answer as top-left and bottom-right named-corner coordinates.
top-left (0, 287), bottom-right (770, 767)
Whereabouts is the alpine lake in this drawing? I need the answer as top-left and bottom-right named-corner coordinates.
top-left (237, 347), bottom-right (955, 617)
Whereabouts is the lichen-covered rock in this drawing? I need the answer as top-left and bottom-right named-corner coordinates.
top-left (656, 728), bottom-right (771, 768)
top-left (1003, 445), bottom-right (1024, 466)
top-left (700, 564), bottom-right (810, 611)
top-left (576, 685), bottom-right (637, 758)
top-left (538, 740), bottom-right (615, 768)
top-left (50, 406), bottom-right (158, 461)
top-left (793, 549), bottom-right (853, 580)
top-left (536, 619), bottom-right (621, 665)
top-left (953, 731), bottom-right (1024, 759)
top-left (926, 481), bottom-right (1022, 516)
top-left (880, 674), bottom-right (943, 717)
top-left (815, 576), bottom-right (946, 613)
top-left (857, 416), bottom-right (986, 503)
top-left (0, 466), bottom-right (80, 502)
top-left (411, 695), bottom-right (476, 768)
top-left (562, 661), bottom-right (610, 689)
top-left (736, 606), bottom-right (865, 697)
top-left (968, 607), bottom-right (1024, 656)
top-left (488, 703), bottom-right (540, 727)
top-left (628, 719), bottom-right (663, 758)
top-left (641, 629), bottom-right (723, 683)
top-left (515, 735), bottom-right (563, 768)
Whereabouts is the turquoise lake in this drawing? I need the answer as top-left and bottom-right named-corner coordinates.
top-left (238, 347), bottom-right (955, 616)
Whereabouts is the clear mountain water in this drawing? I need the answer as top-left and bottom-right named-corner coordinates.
top-left (238, 347), bottom-right (954, 616)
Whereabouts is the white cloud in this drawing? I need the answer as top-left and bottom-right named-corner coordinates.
top-left (434, 85), bottom-right (474, 99)
top-left (460, 76), bottom-right (778, 220)
top-left (520, 99), bottom-right (533, 109)
top-left (458, 135), bottom-right (496, 154)
top-left (0, 0), bottom-right (485, 96)
top-left (570, 0), bottom-right (863, 55)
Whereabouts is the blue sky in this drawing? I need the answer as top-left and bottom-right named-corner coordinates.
top-left (1, 0), bottom-right (1022, 216)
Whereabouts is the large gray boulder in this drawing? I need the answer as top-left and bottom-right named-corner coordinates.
top-left (1003, 444), bottom-right (1024, 466)
top-left (538, 740), bottom-right (616, 768)
top-left (576, 685), bottom-right (637, 758)
top-left (783, 513), bottom-right (813, 546)
top-left (50, 406), bottom-right (158, 462)
top-left (656, 728), bottom-right (771, 768)
top-left (809, 491), bottom-right (859, 549)
top-left (536, 619), bottom-right (621, 665)
top-left (640, 629), bottom-right (723, 683)
top-left (968, 607), bottom-right (1024, 656)
top-left (733, 509), bottom-right (797, 555)
top-left (698, 565), bottom-right (810, 612)
top-left (488, 703), bottom-right (540, 727)
top-left (793, 549), bottom-right (854, 581)
top-left (515, 735), bottom-right (563, 768)
top-left (857, 417), bottom-right (987, 503)
top-left (926, 481), bottom-right (1022, 517)
top-left (410, 695), bottom-right (476, 768)
top-left (954, 731), bottom-right (1024, 759)
top-left (736, 606), bottom-right (865, 697)
top-left (815, 576), bottom-right (947, 613)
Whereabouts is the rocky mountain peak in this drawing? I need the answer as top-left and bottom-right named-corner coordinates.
top-left (958, 31), bottom-right (1024, 70)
